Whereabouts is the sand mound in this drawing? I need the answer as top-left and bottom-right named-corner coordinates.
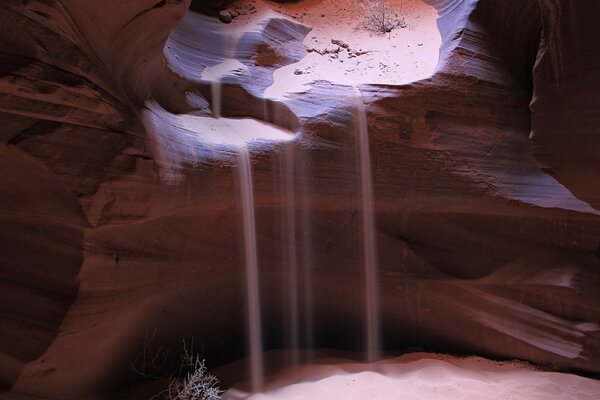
top-left (223, 353), bottom-right (600, 400)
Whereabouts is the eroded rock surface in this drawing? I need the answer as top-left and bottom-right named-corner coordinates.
top-left (1, 0), bottom-right (599, 398)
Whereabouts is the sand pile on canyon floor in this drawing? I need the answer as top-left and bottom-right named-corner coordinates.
top-left (223, 354), bottom-right (600, 400)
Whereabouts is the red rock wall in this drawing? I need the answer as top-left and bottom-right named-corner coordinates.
top-left (0, 0), bottom-right (599, 398)
top-left (531, 0), bottom-right (600, 209)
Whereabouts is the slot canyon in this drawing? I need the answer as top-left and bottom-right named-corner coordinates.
top-left (1, 0), bottom-right (599, 399)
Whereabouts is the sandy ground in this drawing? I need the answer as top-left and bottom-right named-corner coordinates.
top-left (222, 353), bottom-right (600, 400)
top-left (258, 0), bottom-right (441, 98)
top-left (217, 0), bottom-right (440, 98)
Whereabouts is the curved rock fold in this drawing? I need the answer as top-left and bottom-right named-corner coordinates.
top-left (0, 0), bottom-right (599, 398)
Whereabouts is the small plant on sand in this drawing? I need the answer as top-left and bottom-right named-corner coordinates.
top-left (352, 0), bottom-right (403, 33)
top-left (138, 338), bottom-right (223, 400)
top-left (166, 350), bottom-right (222, 400)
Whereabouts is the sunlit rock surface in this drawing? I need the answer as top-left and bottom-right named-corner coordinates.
top-left (1, 0), bottom-right (599, 398)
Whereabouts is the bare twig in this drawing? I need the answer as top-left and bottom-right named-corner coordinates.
top-left (167, 354), bottom-right (222, 400)
top-left (131, 329), bottom-right (170, 379)
top-left (351, 0), bottom-right (398, 33)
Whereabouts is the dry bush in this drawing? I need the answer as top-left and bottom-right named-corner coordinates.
top-left (351, 0), bottom-right (404, 33)
top-left (166, 355), bottom-right (222, 400)
top-left (138, 339), bottom-right (222, 400)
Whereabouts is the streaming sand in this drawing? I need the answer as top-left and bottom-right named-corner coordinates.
top-left (222, 353), bottom-right (600, 400)
top-left (151, 0), bottom-right (440, 161)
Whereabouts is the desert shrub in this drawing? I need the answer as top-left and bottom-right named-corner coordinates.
top-left (352, 0), bottom-right (403, 33)
top-left (165, 353), bottom-right (222, 400)
top-left (136, 338), bottom-right (223, 400)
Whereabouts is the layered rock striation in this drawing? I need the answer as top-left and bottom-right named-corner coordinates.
top-left (0, 0), bottom-right (599, 398)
